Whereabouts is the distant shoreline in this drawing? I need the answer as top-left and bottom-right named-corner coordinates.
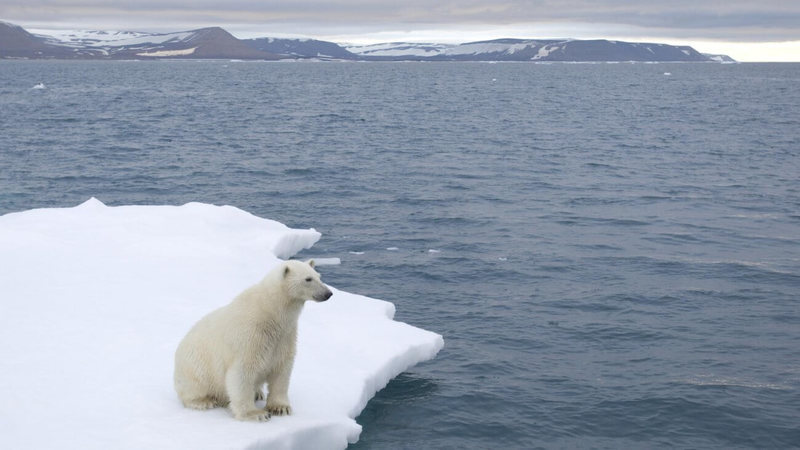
top-left (2, 21), bottom-right (736, 62)
top-left (3, 58), bottom-right (756, 63)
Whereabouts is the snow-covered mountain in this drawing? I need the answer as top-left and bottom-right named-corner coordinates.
top-left (32, 28), bottom-right (158, 47)
top-left (703, 53), bottom-right (738, 63)
top-left (1, 21), bottom-right (734, 62)
top-left (347, 38), bottom-right (715, 62)
top-left (0, 20), bottom-right (74, 58)
top-left (2, 22), bottom-right (277, 59)
top-left (242, 37), bottom-right (358, 60)
top-left (344, 42), bottom-right (456, 58)
top-left (34, 28), bottom-right (205, 58)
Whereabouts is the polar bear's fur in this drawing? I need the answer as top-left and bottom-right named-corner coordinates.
top-left (174, 259), bottom-right (332, 421)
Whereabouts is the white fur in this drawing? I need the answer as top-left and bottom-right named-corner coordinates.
top-left (174, 260), bottom-right (332, 421)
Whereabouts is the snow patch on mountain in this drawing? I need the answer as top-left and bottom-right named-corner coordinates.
top-left (443, 41), bottom-right (530, 56)
top-left (345, 42), bottom-right (454, 57)
top-left (531, 44), bottom-right (560, 60)
top-left (137, 47), bottom-right (198, 57)
top-left (31, 28), bottom-right (195, 48)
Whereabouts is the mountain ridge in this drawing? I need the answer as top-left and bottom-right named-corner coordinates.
top-left (1, 21), bottom-right (735, 62)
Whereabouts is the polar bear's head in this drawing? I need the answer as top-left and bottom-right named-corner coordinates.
top-left (283, 259), bottom-right (333, 303)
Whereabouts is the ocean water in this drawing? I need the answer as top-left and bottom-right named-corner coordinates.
top-left (1, 60), bottom-right (799, 448)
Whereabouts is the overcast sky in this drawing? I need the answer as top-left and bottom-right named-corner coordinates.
top-left (3, 1), bottom-right (799, 61)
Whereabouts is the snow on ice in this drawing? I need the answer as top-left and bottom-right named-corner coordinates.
top-left (0, 199), bottom-right (443, 449)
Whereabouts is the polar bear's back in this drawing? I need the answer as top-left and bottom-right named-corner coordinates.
top-left (174, 305), bottom-right (235, 401)
top-left (174, 277), bottom-right (284, 401)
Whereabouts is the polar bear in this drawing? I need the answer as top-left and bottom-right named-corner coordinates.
top-left (174, 259), bottom-right (332, 421)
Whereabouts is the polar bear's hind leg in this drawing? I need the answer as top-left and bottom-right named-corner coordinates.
top-left (182, 395), bottom-right (223, 410)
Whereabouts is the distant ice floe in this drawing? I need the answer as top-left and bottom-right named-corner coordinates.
top-left (348, 251), bottom-right (365, 255)
top-left (386, 247), bottom-right (399, 251)
top-left (311, 257), bottom-right (341, 266)
top-left (31, 83), bottom-right (46, 89)
top-left (0, 199), bottom-right (443, 449)
top-left (681, 375), bottom-right (791, 391)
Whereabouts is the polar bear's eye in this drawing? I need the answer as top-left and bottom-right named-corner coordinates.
top-left (305, 277), bottom-right (312, 282)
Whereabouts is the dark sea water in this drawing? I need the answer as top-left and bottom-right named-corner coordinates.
top-left (2, 60), bottom-right (799, 448)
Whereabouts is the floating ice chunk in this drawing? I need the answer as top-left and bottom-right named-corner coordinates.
top-left (386, 247), bottom-right (399, 251)
top-left (681, 374), bottom-right (790, 390)
top-left (428, 249), bottom-right (441, 253)
top-left (663, 72), bottom-right (672, 76)
top-left (348, 251), bottom-right (365, 255)
top-left (0, 200), bottom-right (443, 449)
top-left (32, 83), bottom-right (46, 89)
top-left (311, 257), bottom-right (341, 266)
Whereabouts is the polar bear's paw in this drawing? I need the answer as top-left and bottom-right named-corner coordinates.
top-left (236, 409), bottom-right (271, 422)
top-left (184, 397), bottom-right (220, 410)
top-left (266, 403), bottom-right (292, 416)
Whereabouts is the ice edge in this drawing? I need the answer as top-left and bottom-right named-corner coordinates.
top-left (349, 330), bottom-right (445, 422)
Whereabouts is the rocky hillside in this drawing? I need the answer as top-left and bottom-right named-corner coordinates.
top-left (1, 21), bottom-right (734, 62)
top-left (2, 22), bottom-right (277, 59)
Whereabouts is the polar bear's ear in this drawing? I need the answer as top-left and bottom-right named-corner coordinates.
top-left (307, 259), bottom-right (315, 268)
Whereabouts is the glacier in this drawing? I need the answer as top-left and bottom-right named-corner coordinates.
top-left (30, 28), bottom-right (196, 48)
top-left (0, 199), bottom-right (443, 449)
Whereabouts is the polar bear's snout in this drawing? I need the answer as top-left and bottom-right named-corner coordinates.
top-left (315, 288), bottom-right (333, 302)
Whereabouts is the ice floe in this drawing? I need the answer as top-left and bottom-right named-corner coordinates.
top-left (0, 199), bottom-right (443, 449)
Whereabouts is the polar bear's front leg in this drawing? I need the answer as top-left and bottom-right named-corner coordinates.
top-left (226, 363), bottom-right (270, 422)
top-left (265, 359), bottom-right (294, 416)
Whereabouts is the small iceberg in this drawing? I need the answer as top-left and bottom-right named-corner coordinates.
top-left (31, 83), bottom-right (46, 89)
top-left (663, 72), bottom-right (672, 76)
top-left (311, 257), bottom-right (341, 266)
